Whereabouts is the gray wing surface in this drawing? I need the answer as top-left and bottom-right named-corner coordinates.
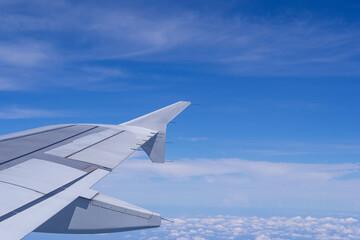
top-left (0, 101), bottom-right (191, 240)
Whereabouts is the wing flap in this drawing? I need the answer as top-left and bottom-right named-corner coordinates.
top-left (0, 182), bottom-right (42, 217)
top-left (0, 169), bottom-right (108, 240)
top-left (0, 159), bottom-right (87, 219)
top-left (0, 159), bottom-right (85, 194)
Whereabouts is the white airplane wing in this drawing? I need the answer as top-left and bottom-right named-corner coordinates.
top-left (0, 101), bottom-right (191, 240)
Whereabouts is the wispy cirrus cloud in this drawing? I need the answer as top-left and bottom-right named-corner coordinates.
top-left (0, 0), bottom-right (359, 92)
top-left (0, 41), bottom-right (51, 67)
top-left (0, 106), bottom-right (69, 119)
top-left (0, 78), bottom-right (25, 91)
top-left (226, 139), bottom-right (360, 157)
top-left (178, 137), bottom-right (209, 142)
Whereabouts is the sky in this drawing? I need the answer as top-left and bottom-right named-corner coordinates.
top-left (1, 0), bottom-right (360, 239)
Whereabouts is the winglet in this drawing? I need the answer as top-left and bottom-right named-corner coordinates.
top-left (122, 101), bottom-right (191, 163)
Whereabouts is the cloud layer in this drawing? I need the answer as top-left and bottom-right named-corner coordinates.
top-left (93, 157), bottom-right (360, 211)
top-left (123, 215), bottom-right (360, 240)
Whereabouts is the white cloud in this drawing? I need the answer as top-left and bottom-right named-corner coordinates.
top-left (0, 0), bottom-right (359, 81)
top-left (141, 215), bottom-right (360, 240)
top-left (80, 67), bottom-right (128, 80)
top-left (0, 1), bottom-right (359, 93)
top-left (0, 77), bottom-right (24, 91)
top-left (178, 137), bottom-right (209, 142)
top-left (115, 158), bottom-right (360, 181)
top-left (0, 41), bottom-right (51, 67)
top-left (0, 106), bottom-right (69, 119)
top-left (27, 215), bottom-right (360, 239)
top-left (227, 138), bottom-right (360, 156)
top-left (96, 157), bottom-right (360, 209)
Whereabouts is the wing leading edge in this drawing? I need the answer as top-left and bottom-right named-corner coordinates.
top-left (0, 101), bottom-right (191, 239)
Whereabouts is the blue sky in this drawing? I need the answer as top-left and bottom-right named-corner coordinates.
top-left (1, 0), bottom-right (360, 239)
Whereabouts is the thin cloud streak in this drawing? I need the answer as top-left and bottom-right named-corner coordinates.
top-left (178, 137), bottom-right (209, 142)
top-left (0, 41), bottom-right (51, 67)
top-left (229, 140), bottom-right (360, 156)
top-left (0, 107), bottom-right (70, 119)
top-left (115, 158), bottom-right (360, 180)
top-left (0, 78), bottom-right (25, 91)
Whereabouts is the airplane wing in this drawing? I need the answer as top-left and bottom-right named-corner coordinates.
top-left (0, 101), bottom-right (191, 240)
